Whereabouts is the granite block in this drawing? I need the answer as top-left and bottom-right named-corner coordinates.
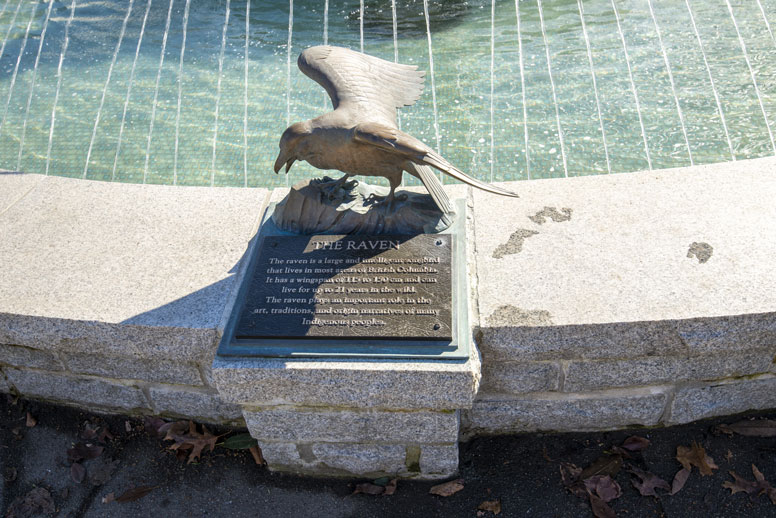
top-left (564, 350), bottom-right (773, 392)
top-left (245, 407), bottom-right (458, 444)
top-left (472, 157), bottom-right (776, 361)
top-left (464, 388), bottom-right (669, 435)
top-left (4, 368), bottom-right (149, 411)
top-left (480, 361), bottom-right (561, 394)
top-left (0, 174), bottom-right (269, 360)
top-left (311, 443), bottom-right (407, 476)
top-left (676, 313), bottom-right (776, 354)
top-left (148, 385), bottom-right (244, 424)
top-left (0, 344), bottom-right (64, 371)
top-left (668, 375), bottom-right (776, 424)
top-left (63, 353), bottom-right (202, 386)
top-left (212, 355), bottom-right (480, 411)
top-left (419, 444), bottom-right (459, 477)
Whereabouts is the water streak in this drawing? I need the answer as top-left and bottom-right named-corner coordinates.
top-left (577, 0), bottom-right (610, 174)
top-left (244, 0), bottom-right (250, 187)
top-left (211, 0), bottom-right (231, 187)
top-left (646, 0), bottom-right (693, 165)
top-left (173, 0), bottom-right (192, 185)
top-left (489, 0), bottom-right (495, 182)
top-left (611, 0), bottom-right (651, 170)
top-left (322, 0), bottom-right (328, 109)
top-left (286, 0), bottom-right (293, 186)
top-left (755, 0), bottom-right (774, 45)
top-left (685, 0), bottom-right (734, 161)
top-left (0, 2), bottom-right (39, 142)
top-left (359, 0), bottom-right (364, 52)
top-left (0, 0), bottom-right (23, 64)
top-left (143, 0), bottom-right (176, 183)
top-left (537, 0), bottom-right (568, 178)
top-left (17, 0), bottom-right (57, 170)
top-left (46, 0), bottom-right (79, 176)
top-left (112, 0), bottom-right (153, 182)
top-left (514, 0), bottom-right (529, 179)
top-left (83, 0), bottom-right (135, 179)
top-left (422, 0), bottom-right (441, 182)
top-left (724, 0), bottom-right (775, 153)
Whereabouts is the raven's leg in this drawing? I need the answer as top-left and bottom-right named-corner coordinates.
top-left (320, 173), bottom-right (356, 198)
top-left (382, 172), bottom-right (407, 208)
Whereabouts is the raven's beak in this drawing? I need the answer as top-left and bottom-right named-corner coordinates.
top-left (273, 150), bottom-right (296, 174)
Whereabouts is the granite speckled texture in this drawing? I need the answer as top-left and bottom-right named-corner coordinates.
top-left (464, 388), bottom-right (669, 436)
top-left (0, 344), bottom-right (64, 371)
top-left (62, 353), bottom-right (203, 386)
top-left (668, 375), bottom-right (776, 424)
top-left (148, 386), bottom-right (244, 424)
top-left (244, 407), bottom-right (458, 444)
top-left (479, 361), bottom-right (561, 394)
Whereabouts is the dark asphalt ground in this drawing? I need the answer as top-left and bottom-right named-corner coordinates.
top-left (2, 396), bottom-right (775, 518)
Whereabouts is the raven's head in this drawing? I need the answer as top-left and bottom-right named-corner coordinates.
top-left (274, 121), bottom-right (312, 174)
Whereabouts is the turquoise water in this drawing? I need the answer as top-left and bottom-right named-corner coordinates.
top-left (0, 0), bottom-right (774, 188)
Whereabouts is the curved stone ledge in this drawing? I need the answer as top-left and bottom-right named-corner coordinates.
top-left (1, 158), bottom-right (775, 477)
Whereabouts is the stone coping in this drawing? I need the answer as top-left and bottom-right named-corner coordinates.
top-left (1, 157), bottom-right (775, 433)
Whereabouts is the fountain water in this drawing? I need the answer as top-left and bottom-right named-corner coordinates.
top-left (489, 0), bottom-right (495, 182)
top-left (83, 0), bottom-right (135, 179)
top-left (755, 0), bottom-right (774, 45)
top-left (286, 0), bottom-right (293, 186)
top-left (421, 0), bottom-right (441, 181)
top-left (322, 0), bottom-right (328, 109)
top-left (211, 0), bottom-right (231, 186)
top-left (514, 0), bottom-right (529, 179)
top-left (17, 0), bottom-right (56, 171)
top-left (577, 0), bottom-right (610, 174)
top-left (244, 0), bottom-right (251, 187)
top-left (610, 0), bottom-right (652, 170)
top-left (0, 2), bottom-right (39, 142)
top-left (724, 0), bottom-right (775, 154)
top-left (172, 0), bottom-right (192, 185)
top-left (537, 0), bottom-right (568, 178)
top-left (359, 0), bottom-right (364, 53)
top-left (46, 0), bottom-right (79, 176)
top-left (0, 0), bottom-right (22, 64)
top-left (144, 0), bottom-right (176, 182)
top-left (685, 0), bottom-right (734, 161)
top-left (113, 0), bottom-right (154, 182)
top-left (646, 0), bottom-right (693, 166)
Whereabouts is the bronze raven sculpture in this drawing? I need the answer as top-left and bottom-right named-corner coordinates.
top-left (274, 45), bottom-right (518, 215)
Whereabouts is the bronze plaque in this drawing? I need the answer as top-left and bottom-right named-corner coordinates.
top-left (235, 234), bottom-right (452, 340)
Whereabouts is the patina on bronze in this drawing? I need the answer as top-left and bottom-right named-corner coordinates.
top-left (235, 234), bottom-right (452, 341)
top-left (271, 45), bottom-right (518, 235)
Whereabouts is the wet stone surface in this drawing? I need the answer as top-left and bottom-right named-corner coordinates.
top-left (236, 234), bottom-right (452, 341)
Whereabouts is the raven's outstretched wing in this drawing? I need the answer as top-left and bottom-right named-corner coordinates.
top-left (298, 45), bottom-right (425, 128)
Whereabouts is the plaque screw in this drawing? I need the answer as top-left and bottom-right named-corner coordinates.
top-left (435, 239), bottom-right (443, 246)
top-left (433, 323), bottom-right (440, 330)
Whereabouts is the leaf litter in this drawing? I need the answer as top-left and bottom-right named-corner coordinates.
top-left (429, 478), bottom-right (465, 497)
top-left (723, 464), bottom-right (776, 505)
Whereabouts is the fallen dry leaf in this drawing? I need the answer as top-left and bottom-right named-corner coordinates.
top-left (621, 435), bottom-right (650, 451)
top-left (25, 412), bottom-right (37, 428)
top-left (723, 464), bottom-right (776, 504)
top-left (115, 485), bottom-right (158, 503)
top-left (101, 493), bottom-right (115, 504)
top-left (587, 489), bottom-right (616, 518)
top-left (676, 442), bottom-right (717, 476)
top-left (6, 487), bottom-right (55, 518)
top-left (248, 445), bottom-right (266, 465)
top-left (715, 420), bottom-right (776, 437)
top-left (70, 463), bottom-right (86, 484)
top-left (67, 442), bottom-right (104, 463)
top-left (560, 463), bottom-right (588, 500)
top-left (670, 468), bottom-right (691, 495)
top-left (580, 455), bottom-right (623, 480)
top-left (4, 466), bottom-right (18, 482)
top-left (163, 421), bottom-right (221, 464)
top-left (383, 478), bottom-right (398, 496)
top-left (584, 475), bottom-right (622, 503)
top-left (626, 466), bottom-right (670, 497)
top-left (429, 478), bottom-right (464, 497)
top-left (477, 498), bottom-right (502, 515)
top-left (353, 482), bottom-right (386, 495)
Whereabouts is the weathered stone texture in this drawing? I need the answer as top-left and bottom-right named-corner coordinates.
top-left (564, 351), bottom-right (772, 392)
top-left (0, 344), bottom-right (63, 371)
top-left (148, 386), bottom-right (244, 423)
top-left (5, 368), bottom-right (149, 411)
top-left (63, 353), bottom-right (203, 386)
top-left (311, 443), bottom-right (407, 476)
top-left (464, 388), bottom-right (668, 436)
top-left (479, 361), bottom-right (560, 394)
top-left (212, 357), bottom-right (480, 411)
top-left (245, 407), bottom-right (458, 444)
top-left (668, 375), bottom-right (776, 424)
top-left (419, 444), bottom-right (459, 477)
